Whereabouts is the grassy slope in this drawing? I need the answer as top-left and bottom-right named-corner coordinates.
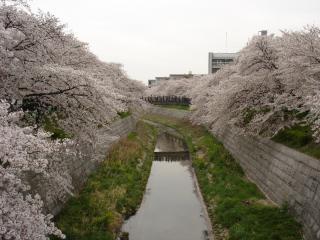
top-left (117, 111), bottom-right (132, 119)
top-left (52, 121), bottom-right (157, 240)
top-left (144, 114), bottom-right (302, 240)
top-left (242, 107), bottom-right (319, 159)
top-left (272, 124), bottom-right (320, 159)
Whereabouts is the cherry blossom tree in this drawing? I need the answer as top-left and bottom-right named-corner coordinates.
top-left (145, 77), bottom-right (195, 97)
top-left (0, 1), bottom-right (145, 238)
top-left (0, 0), bottom-right (144, 135)
top-left (0, 101), bottom-right (65, 239)
top-left (0, 169), bottom-right (64, 240)
top-left (146, 26), bottom-right (320, 142)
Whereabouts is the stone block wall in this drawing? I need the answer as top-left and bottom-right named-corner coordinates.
top-left (213, 126), bottom-right (320, 240)
top-left (148, 106), bottom-right (320, 240)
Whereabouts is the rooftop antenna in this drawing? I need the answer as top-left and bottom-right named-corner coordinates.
top-left (225, 32), bottom-right (228, 52)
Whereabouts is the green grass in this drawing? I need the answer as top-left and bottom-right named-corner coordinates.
top-left (154, 103), bottom-right (190, 111)
top-left (42, 116), bottom-right (72, 140)
top-left (144, 114), bottom-right (302, 240)
top-left (272, 124), bottom-right (320, 159)
top-left (241, 107), bottom-right (320, 159)
top-left (52, 121), bottom-right (157, 240)
top-left (242, 107), bottom-right (271, 125)
top-left (22, 108), bottom-right (71, 140)
top-left (117, 111), bottom-right (132, 119)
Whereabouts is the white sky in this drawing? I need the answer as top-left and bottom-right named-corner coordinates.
top-left (31, 0), bottom-right (320, 84)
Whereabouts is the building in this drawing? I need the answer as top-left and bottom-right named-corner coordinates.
top-left (148, 77), bottom-right (170, 87)
top-left (208, 52), bottom-right (237, 74)
top-left (148, 79), bottom-right (157, 87)
top-left (148, 73), bottom-right (204, 87)
top-left (168, 74), bottom-right (194, 80)
top-left (258, 30), bottom-right (268, 36)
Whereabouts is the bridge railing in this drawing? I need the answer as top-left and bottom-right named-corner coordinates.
top-left (142, 96), bottom-right (191, 106)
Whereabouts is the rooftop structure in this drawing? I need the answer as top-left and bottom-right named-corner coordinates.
top-left (208, 52), bottom-right (237, 74)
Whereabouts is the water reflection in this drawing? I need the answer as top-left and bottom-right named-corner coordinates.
top-left (154, 133), bottom-right (189, 161)
top-left (121, 133), bottom-right (210, 240)
top-left (122, 161), bottom-right (209, 240)
top-left (154, 132), bottom-right (188, 153)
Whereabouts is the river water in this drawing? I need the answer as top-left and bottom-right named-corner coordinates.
top-left (121, 133), bottom-right (211, 240)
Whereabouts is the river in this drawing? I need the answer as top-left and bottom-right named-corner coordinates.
top-left (121, 132), bottom-right (212, 240)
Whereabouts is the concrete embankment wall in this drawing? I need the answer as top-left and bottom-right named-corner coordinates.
top-left (33, 114), bottom-right (139, 215)
top-left (149, 106), bottom-right (320, 240)
top-left (68, 115), bottom-right (138, 190)
top-left (213, 127), bottom-right (320, 240)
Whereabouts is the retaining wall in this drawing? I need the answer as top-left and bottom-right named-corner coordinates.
top-left (68, 114), bottom-right (139, 191)
top-left (32, 114), bottom-right (139, 215)
top-left (213, 127), bottom-right (320, 240)
top-left (149, 106), bottom-right (320, 240)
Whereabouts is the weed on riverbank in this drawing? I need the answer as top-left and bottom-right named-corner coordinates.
top-left (52, 121), bottom-right (157, 240)
top-left (144, 114), bottom-right (302, 240)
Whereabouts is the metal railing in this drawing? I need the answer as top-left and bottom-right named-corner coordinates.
top-left (142, 96), bottom-right (191, 106)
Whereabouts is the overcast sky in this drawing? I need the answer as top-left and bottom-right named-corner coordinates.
top-left (31, 0), bottom-right (320, 84)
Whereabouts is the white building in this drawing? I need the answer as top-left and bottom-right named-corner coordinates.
top-left (208, 52), bottom-right (237, 74)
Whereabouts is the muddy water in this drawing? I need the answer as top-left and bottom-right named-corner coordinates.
top-left (122, 133), bottom-right (211, 240)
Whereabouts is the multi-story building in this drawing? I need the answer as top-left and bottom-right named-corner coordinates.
top-left (208, 52), bottom-right (237, 74)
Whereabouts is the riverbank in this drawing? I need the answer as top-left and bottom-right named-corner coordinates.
top-left (144, 114), bottom-right (303, 240)
top-left (122, 129), bottom-right (213, 240)
top-left (52, 113), bottom-right (303, 240)
top-left (52, 121), bottom-right (157, 240)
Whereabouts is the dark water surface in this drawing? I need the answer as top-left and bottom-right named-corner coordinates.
top-left (122, 133), bottom-right (210, 240)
